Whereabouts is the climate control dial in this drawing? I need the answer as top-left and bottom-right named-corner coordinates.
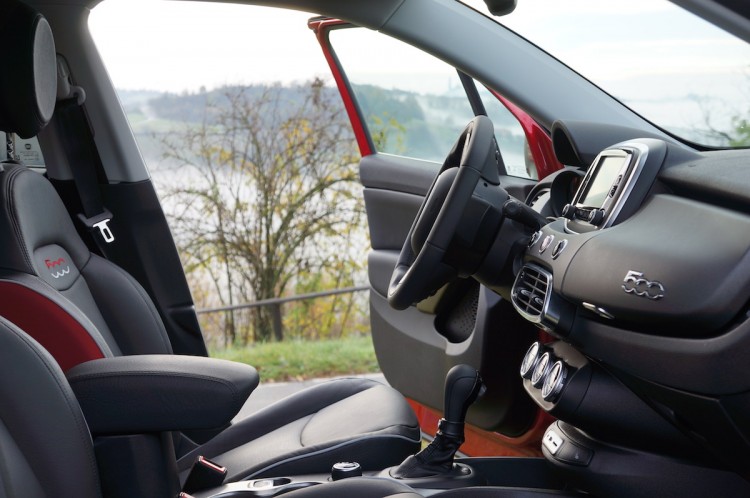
top-left (541, 360), bottom-right (568, 402)
top-left (531, 351), bottom-right (552, 388)
top-left (520, 342), bottom-right (543, 379)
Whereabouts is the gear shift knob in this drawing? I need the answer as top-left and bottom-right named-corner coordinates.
top-left (441, 364), bottom-right (484, 439)
top-left (390, 364), bottom-right (484, 478)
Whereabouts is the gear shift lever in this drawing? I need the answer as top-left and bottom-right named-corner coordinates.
top-left (440, 364), bottom-right (484, 439)
top-left (391, 365), bottom-right (484, 478)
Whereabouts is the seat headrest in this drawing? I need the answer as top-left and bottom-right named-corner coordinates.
top-left (0, 0), bottom-right (57, 139)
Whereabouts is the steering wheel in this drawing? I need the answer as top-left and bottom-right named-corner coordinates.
top-left (387, 116), bottom-right (508, 310)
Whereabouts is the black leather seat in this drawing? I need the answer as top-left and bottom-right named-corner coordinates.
top-left (0, 317), bottom-right (105, 497)
top-left (0, 315), bottom-right (417, 497)
top-left (0, 314), bottom-right (579, 497)
top-left (0, 0), bottom-right (419, 482)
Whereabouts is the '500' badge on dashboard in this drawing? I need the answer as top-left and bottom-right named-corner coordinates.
top-left (622, 271), bottom-right (665, 300)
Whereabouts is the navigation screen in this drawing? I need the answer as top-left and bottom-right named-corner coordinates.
top-left (581, 156), bottom-right (626, 207)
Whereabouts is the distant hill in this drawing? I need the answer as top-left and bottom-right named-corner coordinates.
top-left (119, 82), bottom-right (528, 173)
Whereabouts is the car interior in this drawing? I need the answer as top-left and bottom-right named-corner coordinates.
top-left (2, 0), bottom-right (750, 497)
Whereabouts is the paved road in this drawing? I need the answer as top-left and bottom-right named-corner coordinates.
top-left (235, 373), bottom-right (387, 420)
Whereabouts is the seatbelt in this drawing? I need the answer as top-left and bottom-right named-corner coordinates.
top-left (53, 56), bottom-right (116, 248)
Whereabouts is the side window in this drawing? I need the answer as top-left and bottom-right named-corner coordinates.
top-left (90, 3), bottom-right (372, 354)
top-left (328, 27), bottom-right (535, 179)
top-left (476, 85), bottom-right (537, 179)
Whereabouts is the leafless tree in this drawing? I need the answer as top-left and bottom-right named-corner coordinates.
top-left (159, 79), bottom-right (364, 344)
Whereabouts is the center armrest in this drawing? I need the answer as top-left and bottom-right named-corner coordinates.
top-left (66, 355), bottom-right (259, 435)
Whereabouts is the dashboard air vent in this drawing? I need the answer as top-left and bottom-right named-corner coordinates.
top-left (512, 265), bottom-right (552, 322)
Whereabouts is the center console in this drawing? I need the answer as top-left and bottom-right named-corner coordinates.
top-left (190, 458), bottom-right (569, 497)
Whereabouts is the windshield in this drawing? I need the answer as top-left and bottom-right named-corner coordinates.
top-left (461, 0), bottom-right (750, 148)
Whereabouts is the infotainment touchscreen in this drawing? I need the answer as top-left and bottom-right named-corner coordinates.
top-left (566, 143), bottom-right (651, 230)
top-left (580, 155), bottom-right (626, 208)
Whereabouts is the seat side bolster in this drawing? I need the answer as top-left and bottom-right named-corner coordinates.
top-left (0, 276), bottom-right (113, 371)
top-left (0, 318), bottom-right (102, 497)
top-left (82, 254), bottom-right (173, 355)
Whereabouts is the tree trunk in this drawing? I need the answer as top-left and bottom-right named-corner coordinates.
top-left (271, 303), bottom-right (284, 342)
top-left (253, 308), bottom-right (270, 342)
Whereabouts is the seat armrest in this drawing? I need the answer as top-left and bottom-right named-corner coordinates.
top-left (66, 355), bottom-right (259, 434)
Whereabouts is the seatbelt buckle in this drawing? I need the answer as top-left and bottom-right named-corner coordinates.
top-left (182, 456), bottom-right (227, 494)
top-left (77, 209), bottom-right (115, 244)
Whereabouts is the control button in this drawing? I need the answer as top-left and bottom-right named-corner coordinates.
top-left (608, 184), bottom-right (618, 197)
top-left (531, 351), bottom-right (552, 388)
top-left (556, 442), bottom-right (593, 466)
top-left (582, 302), bottom-right (615, 320)
top-left (574, 207), bottom-right (591, 221)
top-left (528, 230), bottom-right (542, 248)
top-left (331, 461), bottom-right (362, 481)
top-left (542, 429), bottom-right (563, 455)
top-left (251, 478), bottom-right (291, 488)
top-left (541, 360), bottom-right (567, 401)
top-left (561, 204), bottom-right (575, 220)
top-left (551, 239), bottom-right (568, 259)
top-left (520, 342), bottom-right (542, 379)
top-left (539, 235), bottom-right (554, 254)
top-left (588, 209), bottom-right (605, 226)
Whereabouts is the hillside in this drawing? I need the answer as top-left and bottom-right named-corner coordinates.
top-left (119, 83), bottom-right (528, 173)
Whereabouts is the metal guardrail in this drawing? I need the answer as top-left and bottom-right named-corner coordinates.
top-left (196, 285), bottom-right (369, 314)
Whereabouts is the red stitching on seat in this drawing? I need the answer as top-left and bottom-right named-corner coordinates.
top-left (0, 281), bottom-right (105, 371)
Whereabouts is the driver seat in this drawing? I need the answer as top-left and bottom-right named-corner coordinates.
top-left (0, 0), bottom-right (419, 482)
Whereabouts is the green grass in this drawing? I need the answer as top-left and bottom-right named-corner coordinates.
top-left (209, 335), bottom-right (380, 382)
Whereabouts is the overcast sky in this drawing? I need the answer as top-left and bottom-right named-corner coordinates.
top-left (89, 0), bottom-right (749, 139)
top-left (89, 0), bottom-right (748, 94)
top-left (89, 1), bottom-right (331, 91)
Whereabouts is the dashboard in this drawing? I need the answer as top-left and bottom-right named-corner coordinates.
top-left (516, 138), bottom-right (750, 343)
top-left (505, 126), bottom-right (750, 482)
